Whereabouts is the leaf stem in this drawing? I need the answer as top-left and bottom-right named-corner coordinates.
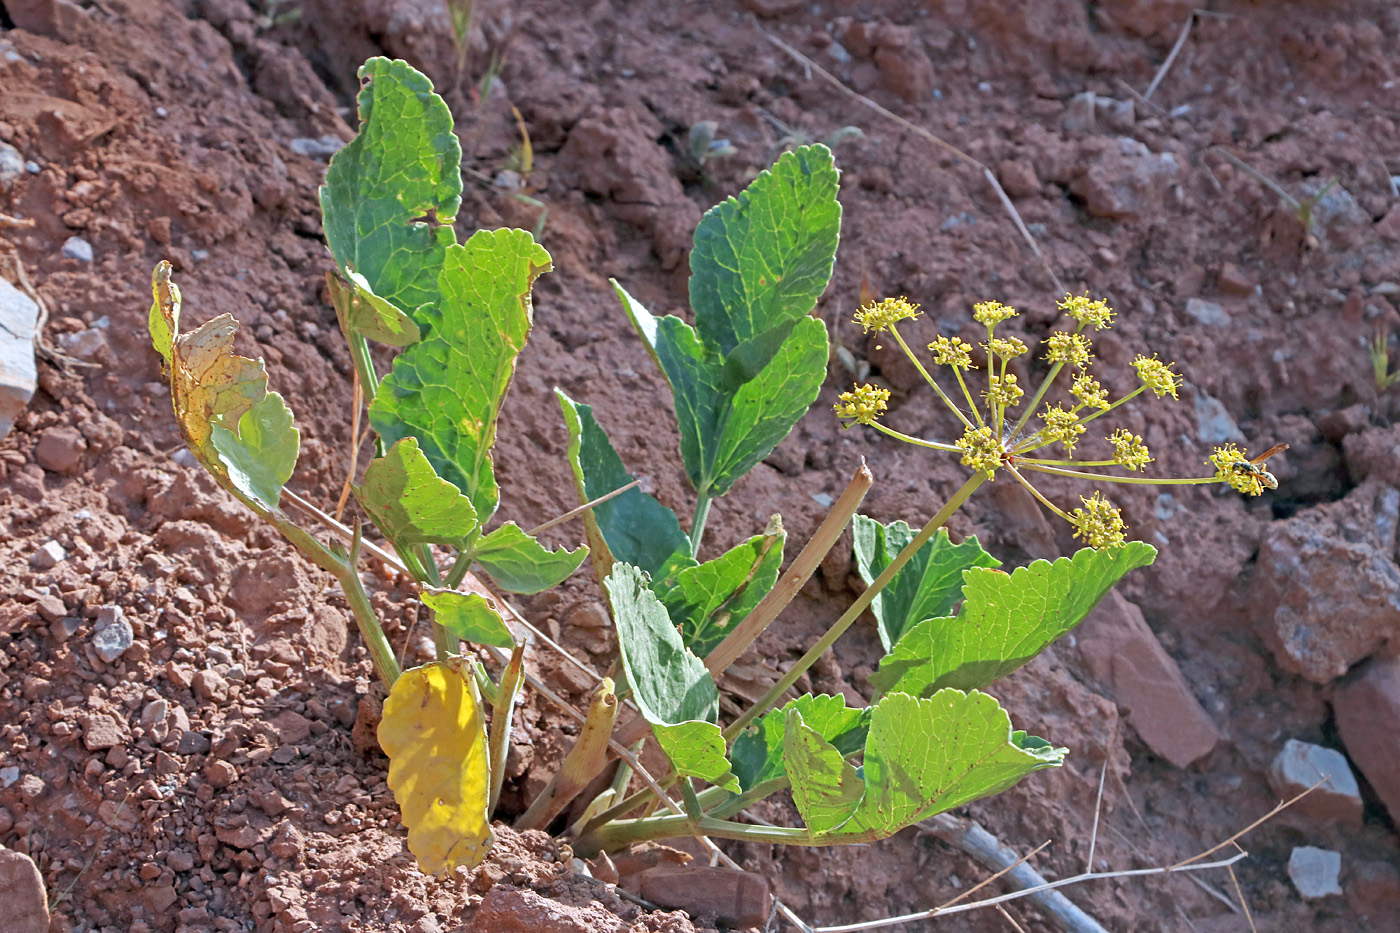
top-left (690, 494), bottom-right (712, 556)
top-left (1019, 463), bottom-right (1222, 486)
top-left (721, 472), bottom-right (986, 743)
top-left (870, 423), bottom-right (959, 453)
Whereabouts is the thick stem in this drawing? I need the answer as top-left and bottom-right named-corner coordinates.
top-left (488, 644), bottom-right (526, 817)
top-left (339, 522), bottom-right (402, 688)
top-left (578, 809), bottom-right (812, 854)
top-left (870, 423), bottom-right (959, 453)
top-left (516, 677), bottom-right (619, 831)
top-left (722, 473), bottom-right (986, 743)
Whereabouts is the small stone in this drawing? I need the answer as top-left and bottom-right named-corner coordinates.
top-left (80, 712), bottom-right (125, 751)
top-left (564, 602), bottom-right (610, 629)
top-left (0, 276), bottom-right (39, 441)
top-left (268, 820), bottom-right (304, 859)
top-left (92, 605), bottom-right (134, 663)
top-left (1267, 739), bottom-right (1363, 828)
top-left (0, 142), bottom-right (23, 192)
top-left (271, 744), bottom-right (298, 764)
top-left (34, 425), bottom-right (87, 474)
top-left (288, 136), bottom-right (345, 159)
top-left (1219, 262), bottom-right (1257, 295)
top-left (34, 594), bottom-right (66, 623)
top-left (997, 158), bottom-right (1040, 198)
top-left (60, 236), bottom-right (93, 263)
top-left (58, 328), bottom-right (107, 362)
top-left (141, 698), bottom-right (169, 726)
top-left (270, 710), bottom-right (312, 745)
top-left (0, 846), bottom-right (49, 933)
top-left (177, 730), bottom-right (211, 755)
top-left (215, 823), bottom-right (267, 850)
top-left (1288, 846), bottom-right (1342, 899)
top-left (0, 766), bottom-right (18, 788)
top-left (465, 885), bottom-right (628, 933)
top-left (1194, 392), bottom-right (1246, 445)
top-left (166, 850), bottom-right (195, 873)
top-left (204, 760), bottom-right (237, 789)
top-left (1183, 298), bottom-right (1228, 326)
top-left (192, 669), bottom-right (229, 702)
top-left (51, 623), bottom-right (91, 663)
top-left (29, 541), bottom-right (66, 570)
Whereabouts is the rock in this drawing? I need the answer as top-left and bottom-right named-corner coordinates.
top-left (997, 158), bottom-right (1040, 198)
top-left (637, 864), bottom-right (772, 929)
top-left (58, 327), bottom-right (107, 361)
top-left (1318, 404), bottom-right (1371, 443)
top-left (1334, 657), bottom-right (1400, 824)
top-left (192, 669), bottom-right (230, 702)
top-left (270, 709), bottom-right (312, 745)
top-left (166, 850), bottom-right (195, 873)
top-left (0, 846), bottom-right (49, 933)
top-left (1219, 261), bottom-right (1257, 295)
top-left (741, 0), bottom-right (803, 16)
top-left (1288, 846), bottom-right (1342, 899)
top-left (1342, 423), bottom-right (1400, 486)
top-left (92, 605), bottom-right (134, 663)
top-left (464, 885), bottom-right (627, 933)
top-left (0, 275), bottom-right (38, 440)
top-left (34, 425), bottom-right (87, 473)
top-left (267, 820), bottom-right (304, 859)
top-left (33, 594), bottom-right (65, 623)
top-left (0, 144), bottom-right (23, 193)
top-left (49, 616), bottom-right (81, 641)
top-left (177, 730), bottom-right (211, 755)
top-left (204, 760), bottom-right (237, 789)
top-left (215, 823), bottom-right (268, 850)
top-left (870, 25), bottom-right (934, 102)
top-left (141, 698), bottom-right (168, 727)
top-left (29, 540), bottom-right (67, 570)
top-left (80, 712), bottom-right (125, 751)
top-left (0, 767), bottom-right (18, 788)
top-left (61, 236), bottom-right (93, 263)
top-left (1250, 479), bottom-right (1400, 683)
top-left (1070, 137), bottom-right (1179, 221)
top-left (1062, 91), bottom-right (1098, 133)
top-left (1266, 739), bottom-right (1362, 828)
top-left (1073, 591), bottom-right (1221, 768)
top-left (1183, 298), bottom-right (1228, 327)
top-left (288, 136), bottom-right (346, 159)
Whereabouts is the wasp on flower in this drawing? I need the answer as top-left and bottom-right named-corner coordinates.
top-left (836, 294), bottom-right (1285, 549)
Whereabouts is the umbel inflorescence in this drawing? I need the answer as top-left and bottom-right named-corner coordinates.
top-left (836, 294), bottom-right (1283, 548)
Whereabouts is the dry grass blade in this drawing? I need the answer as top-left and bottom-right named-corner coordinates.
top-left (1225, 853), bottom-right (1258, 933)
top-left (995, 904), bottom-right (1029, 933)
top-left (754, 21), bottom-right (1065, 296)
top-left (527, 479), bottom-right (639, 536)
top-left (1142, 11), bottom-right (1198, 100)
top-left (1168, 778), bottom-right (1322, 871)
top-left (1086, 759), bottom-right (1107, 873)
top-left (334, 370), bottom-right (364, 520)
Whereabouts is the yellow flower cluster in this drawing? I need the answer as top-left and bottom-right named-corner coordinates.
top-left (929, 335), bottom-right (973, 369)
top-left (986, 374), bottom-right (1024, 409)
top-left (1209, 444), bottom-right (1265, 496)
top-left (1044, 331), bottom-right (1092, 368)
top-left (973, 300), bottom-right (1018, 326)
top-left (1108, 429), bottom-right (1152, 471)
top-left (986, 336), bottom-right (1028, 359)
top-left (834, 383), bottom-right (890, 426)
top-left (854, 296), bottom-right (919, 334)
top-left (1071, 373), bottom-right (1109, 410)
top-left (955, 425), bottom-right (1003, 478)
top-left (1040, 404), bottom-right (1085, 455)
top-left (1133, 355), bottom-right (1181, 399)
top-left (1058, 293), bottom-right (1114, 330)
top-left (1069, 492), bottom-right (1126, 548)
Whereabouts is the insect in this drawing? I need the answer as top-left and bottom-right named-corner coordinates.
top-left (1232, 443), bottom-right (1289, 490)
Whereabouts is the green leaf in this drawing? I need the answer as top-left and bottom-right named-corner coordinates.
top-left (371, 228), bottom-right (551, 521)
top-left (689, 145), bottom-right (841, 355)
top-left (871, 543), bottom-right (1158, 697)
top-left (731, 694), bottom-right (868, 791)
top-left (321, 57), bottom-right (462, 324)
top-left (789, 690), bottom-right (1065, 844)
top-left (614, 283), bottom-right (828, 498)
top-left (852, 517), bottom-right (1001, 653)
top-left (355, 438), bottom-right (479, 551)
top-left (660, 521), bottom-right (785, 658)
top-left (607, 563), bottom-right (718, 725)
top-left (607, 563), bottom-right (736, 787)
top-left (421, 588), bottom-right (515, 648)
top-left (653, 721), bottom-right (739, 793)
top-left (209, 392), bottom-right (299, 513)
top-left (470, 522), bottom-right (587, 595)
top-left (336, 271), bottom-right (423, 347)
top-left (555, 389), bottom-right (692, 582)
top-left (783, 710), bottom-right (862, 836)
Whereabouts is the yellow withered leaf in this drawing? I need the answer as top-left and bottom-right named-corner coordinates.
top-left (378, 658), bottom-right (494, 874)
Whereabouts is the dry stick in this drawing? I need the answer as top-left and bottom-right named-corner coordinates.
top-left (933, 837), bottom-right (1052, 912)
top-left (527, 480), bottom-right (639, 537)
top-left (995, 905), bottom-right (1029, 933)
top-left (920, 814), bottom-right (1109, 933)
top-left (755, 23), bottom-right (1065, 296)
top-left (1209, 146), bottom-right (1302, 211)
top-left (1103, 820), bottom-right (1239, 915)
top-left (1142, 10), bottom-right (1198, 100)
top-left (1085, 759), bottom-right (1108, 874)
top-left (1225, 854), bottom-right (1258, 933)
top-left (334, 370), bottom-right (364, 521)
top-left (1169, 779), bottom-right (1322, 871)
